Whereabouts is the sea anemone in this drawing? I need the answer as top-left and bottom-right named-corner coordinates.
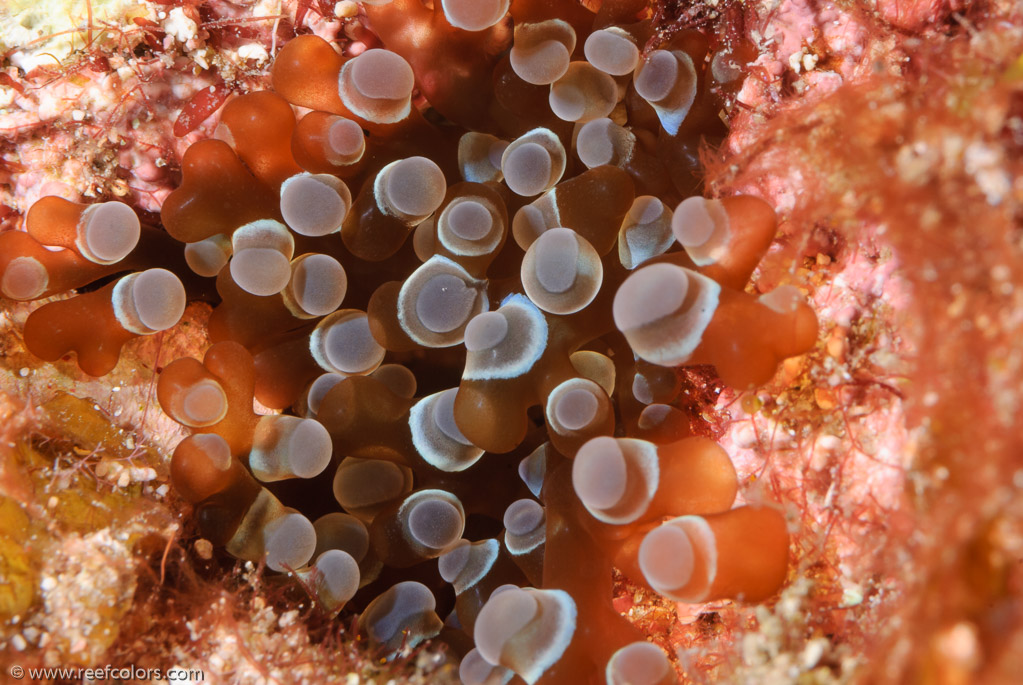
top-left (1, 1), bottom-right (817, 681)
top-left (6, 0), bottom-right (1017, 683)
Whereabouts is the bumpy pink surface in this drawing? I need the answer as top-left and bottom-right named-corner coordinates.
top-left (2, 0), bottom-right (1014, 682)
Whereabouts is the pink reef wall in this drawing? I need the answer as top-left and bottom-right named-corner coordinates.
top-left (1, 0), bottom-right (1021, 683)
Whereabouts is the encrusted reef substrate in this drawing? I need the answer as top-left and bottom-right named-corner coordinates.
top-left (7, 0), bottom-right (1019, 683)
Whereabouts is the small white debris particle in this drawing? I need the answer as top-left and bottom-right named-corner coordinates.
top-left (801, 637), bottom-right (828, 670)
top-left (964, 142), bottom-right (1011, 205)
top-left (163, 7), bottom-right (199, 44)
top-left (788, 49), bottom-right (804, 73)
top-left (195, 539), bottom-right (214, 559)
top-left (130, 466), bottom-right (157, 482)
top-left (336, 0), bottom-right (359, 17)
top-left (238, 44), bottom-right (269, 62)
top-left (840, 585), bottom-right (864, 608)
top-left (936, 622), bottom-right (979, 667)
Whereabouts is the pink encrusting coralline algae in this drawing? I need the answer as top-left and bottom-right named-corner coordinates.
top-left (1, 1), bottom-right (1021, 684)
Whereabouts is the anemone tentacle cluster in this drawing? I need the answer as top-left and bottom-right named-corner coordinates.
top-left (2, 1), bottom-right (818, 682)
